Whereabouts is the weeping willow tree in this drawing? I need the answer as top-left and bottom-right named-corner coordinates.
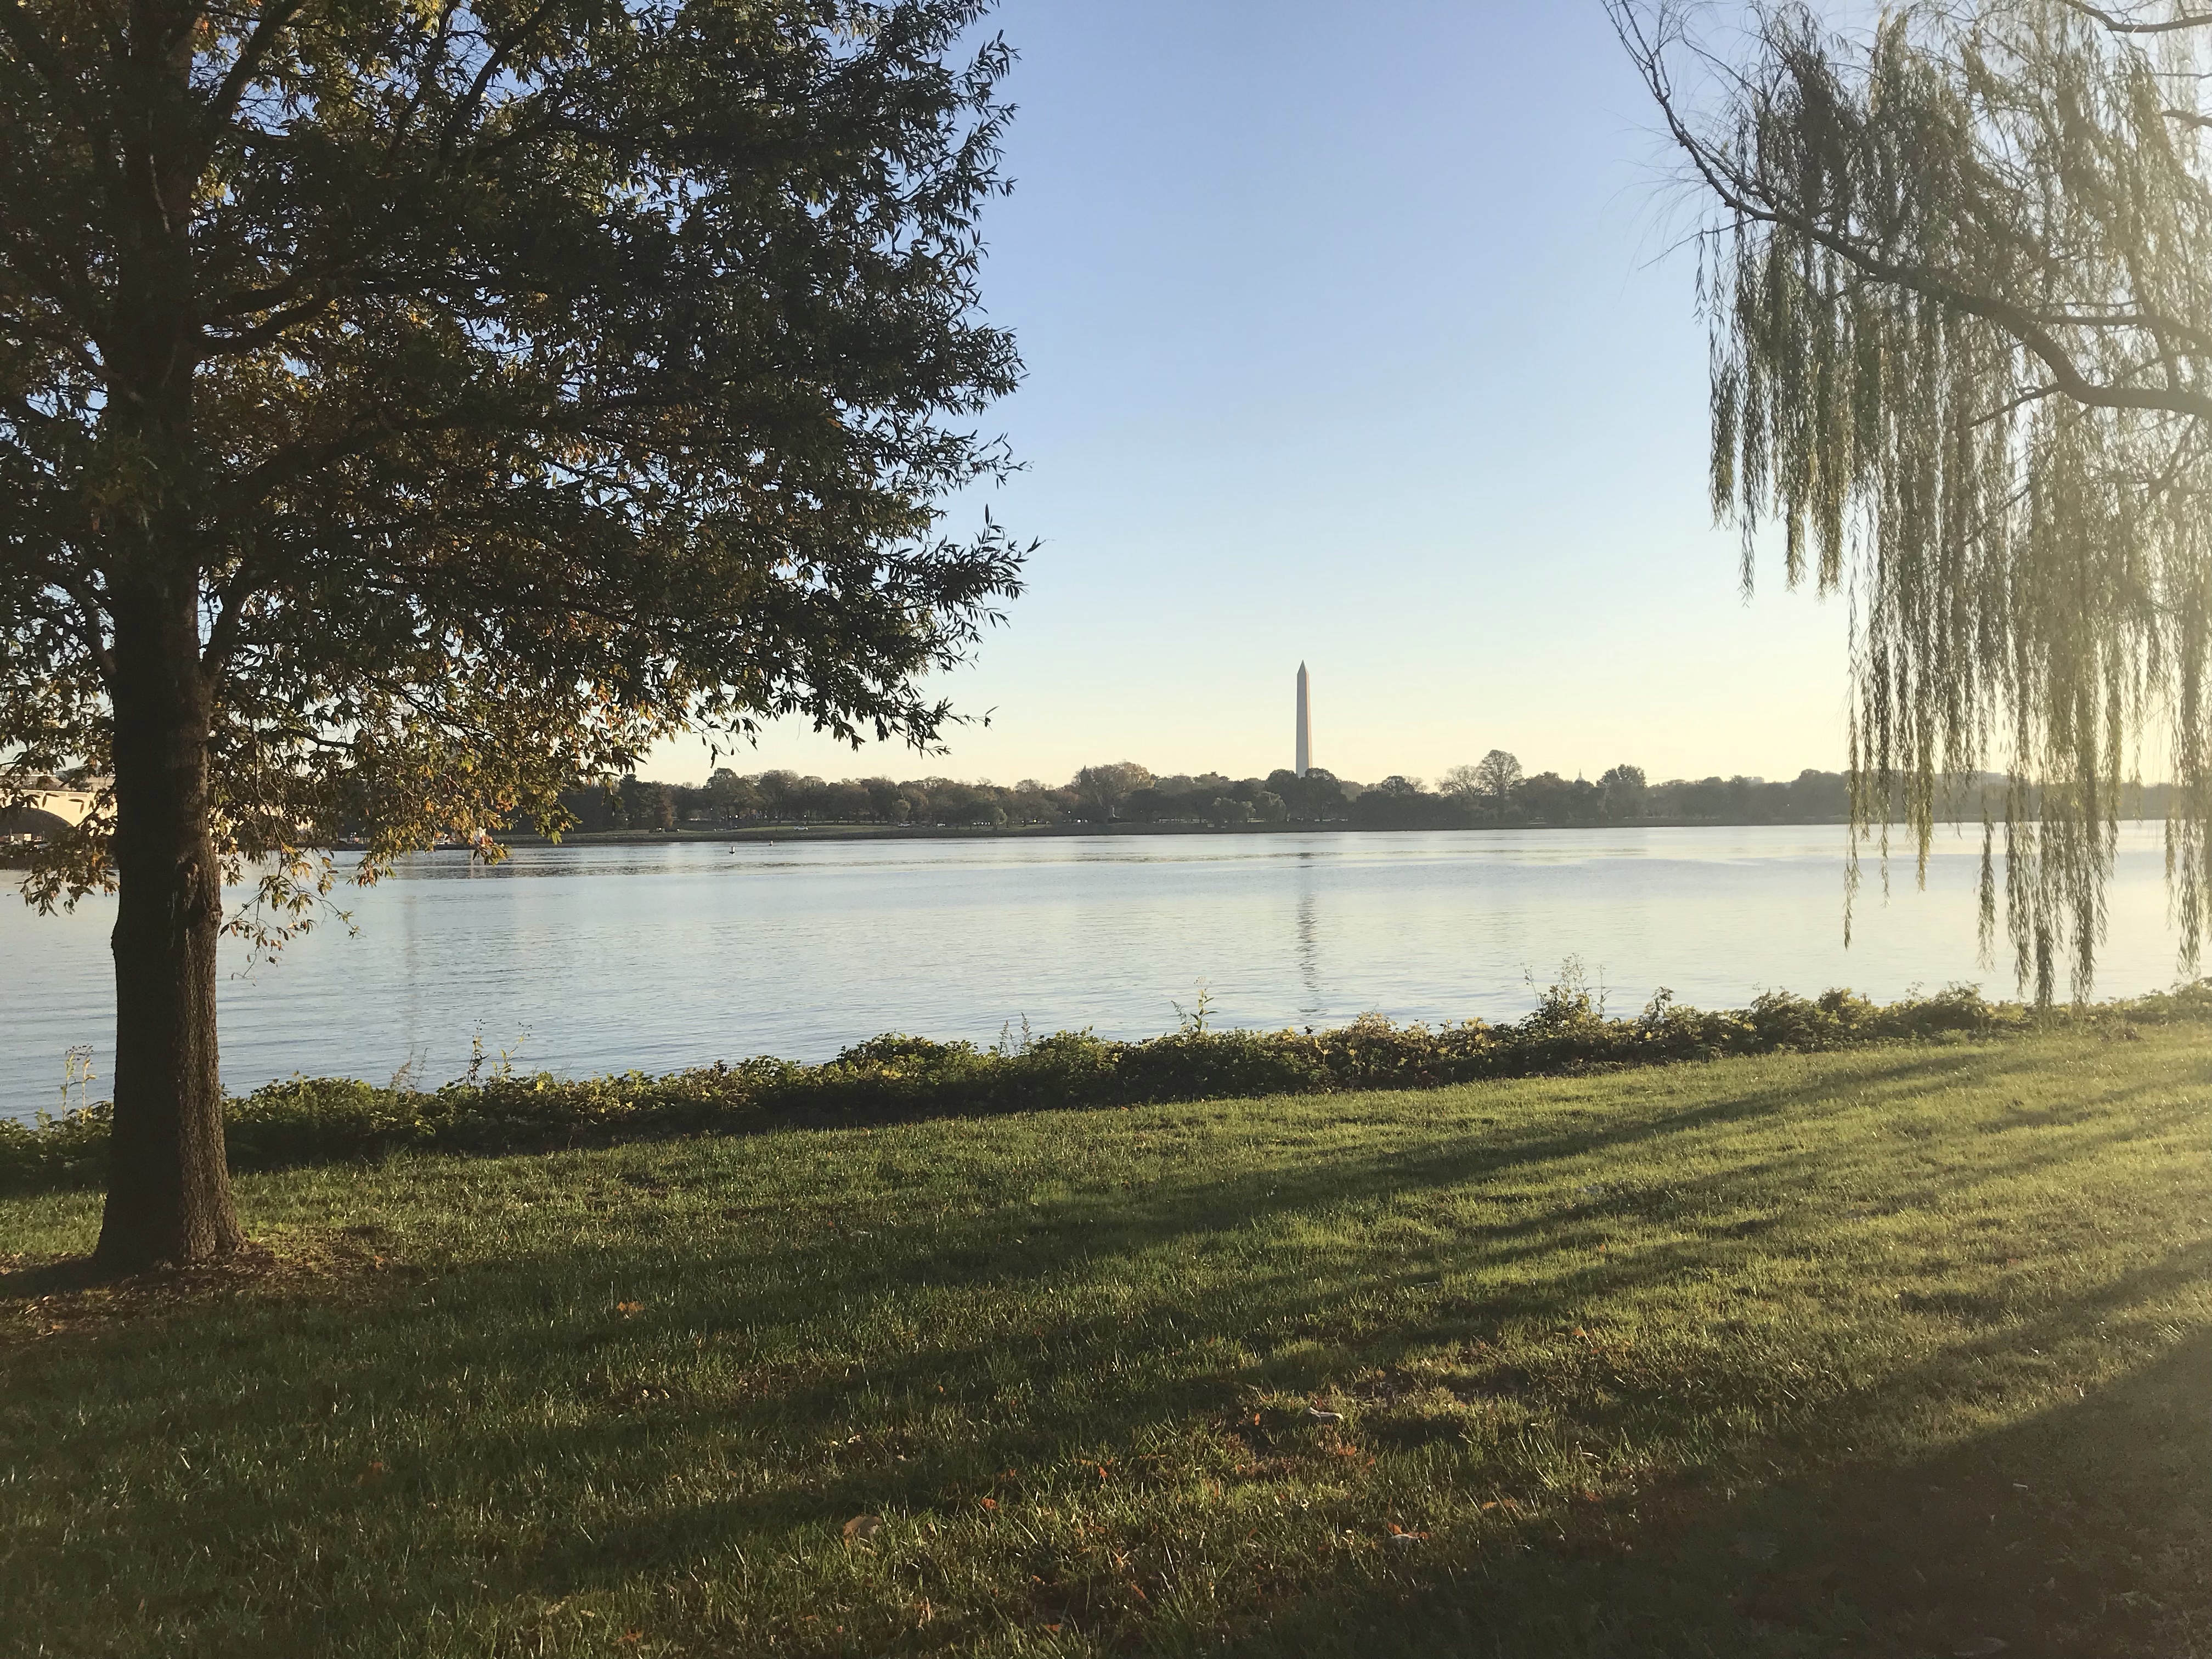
top-left (1610, 0), bottom-right (2212, 1001)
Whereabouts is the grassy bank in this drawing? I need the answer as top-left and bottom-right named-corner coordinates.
top-left (9, 978), bottom-right (2208, 1195)
top-left (3, 1030), bottom-right (2208, 1656)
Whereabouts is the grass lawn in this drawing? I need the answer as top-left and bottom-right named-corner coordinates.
top-left (2, 1030), bottom-right (2208, 1657)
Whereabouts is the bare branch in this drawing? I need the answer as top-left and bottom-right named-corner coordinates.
top-left (2059, 0), bottom-right (2212, 35)
top-left (1617, 7), bottom-right (2212, 423)
top-left (201, 0), bottom-right (311, 140)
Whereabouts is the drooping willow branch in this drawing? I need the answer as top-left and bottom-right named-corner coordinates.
top-left (1611, 0), bottom-right (2212, 1001)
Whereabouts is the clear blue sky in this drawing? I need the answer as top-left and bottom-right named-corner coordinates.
top-left (648, 0), bottom-right (1850, 789)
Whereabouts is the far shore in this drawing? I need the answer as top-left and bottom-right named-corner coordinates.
top-left (499, 815), bottom-right (1863, 849)
top-left (0, 814), bottom-right (2102, 866)
top-left (16, 812), bottom-right (2190, 868)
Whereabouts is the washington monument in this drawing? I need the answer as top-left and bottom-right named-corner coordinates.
top-left (1295, 662), bottom-right (1311, 777)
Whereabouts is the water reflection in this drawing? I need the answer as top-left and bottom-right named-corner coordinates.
top-left (1293, 856), bottom-right (1323, 1023)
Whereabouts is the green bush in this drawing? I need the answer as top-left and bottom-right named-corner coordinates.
top-left (4, 979), bottom-right (2202, 1196)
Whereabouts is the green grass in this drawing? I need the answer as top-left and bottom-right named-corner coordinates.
top-left (3, 1031), bottom-right (2208, 1657)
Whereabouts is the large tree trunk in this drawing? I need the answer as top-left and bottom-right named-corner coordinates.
top-left (93, 578), bottom-right (243, 1272)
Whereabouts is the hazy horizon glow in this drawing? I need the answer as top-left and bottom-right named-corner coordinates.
top-left (645, 3), bottom-right (1854, 791)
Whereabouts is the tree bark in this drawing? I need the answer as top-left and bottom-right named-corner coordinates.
top-left (93, 578), bottom-right (243, 1271)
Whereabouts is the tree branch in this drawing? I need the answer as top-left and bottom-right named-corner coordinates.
top-left (200, 0), bottom-right (311, 142)
top-left (200, 556), bottom-right (264, 680)
top-left (1615, 4), bottom-right (2212, 426)
top-left (199, 294), bottom-right (340, 356)
top-left (2059, 0), bottom-right (2212, 35)
top-left (436, 0), bottom-right (566, 164)
top-left (1973, 382), bottom-right (2067, 426)
top-left (56, 570), bottom-right (115, 687)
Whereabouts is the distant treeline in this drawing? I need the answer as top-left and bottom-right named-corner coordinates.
top-left (552, 755), bottom-right (2175, 834)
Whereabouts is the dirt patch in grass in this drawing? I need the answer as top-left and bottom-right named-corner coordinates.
top-left (0, 1229), bottom-right (411, 1345)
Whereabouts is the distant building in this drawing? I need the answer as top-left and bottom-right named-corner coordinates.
top-left (1295, 662), bottom-right (1311, 777)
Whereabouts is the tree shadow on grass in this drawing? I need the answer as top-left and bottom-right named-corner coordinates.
top-left (471, 1244), bottom-right (2209, 1658)
top-left (2, 1043), bottom-right (2204, 1656)
top-left (0, 1254), bottom-right (110, 1297)
top-left (461, 1056), bottom-right (2205, 1638)
top-left (1723, 1326), bottom-right (2208, 1658)
top-left (1309, 1324), bottom-right (2212, 1659)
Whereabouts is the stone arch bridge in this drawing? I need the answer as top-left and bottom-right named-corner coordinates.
top-left (1, 778), bottom-right (107, 838)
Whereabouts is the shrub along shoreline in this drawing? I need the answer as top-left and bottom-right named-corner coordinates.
top-left (8, 976), bottom-right (2208, 1197)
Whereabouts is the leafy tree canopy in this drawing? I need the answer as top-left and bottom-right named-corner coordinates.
top-left (1600, 764), bottom-right (1647, 793)
top-left (3, 0), bottom-right (1025, 911)
top-left (1071, 761), bottom-right (1154, 818)
top-left (0, 0), bottom-right (1025, 1266)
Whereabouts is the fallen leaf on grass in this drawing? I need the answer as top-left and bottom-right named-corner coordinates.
top-left (842, 1515), bottom-right (882, 1543)
top-left (1307, 1406), bottom-right (1344, 1425)
top-left (615, 1301), bottom-right (642, 1316)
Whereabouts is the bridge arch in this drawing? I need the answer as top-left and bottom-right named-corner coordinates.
top-left (1, 777), bottom-right (106, 837)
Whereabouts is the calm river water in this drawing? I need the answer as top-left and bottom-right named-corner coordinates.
top-left (0, 823), bottom-right (2191, 1121)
